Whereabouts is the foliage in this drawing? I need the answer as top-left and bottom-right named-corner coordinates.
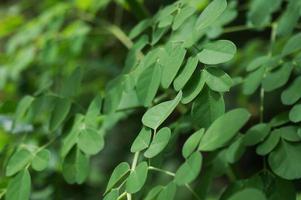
top-left (1, 0), bottom-right (301, 199)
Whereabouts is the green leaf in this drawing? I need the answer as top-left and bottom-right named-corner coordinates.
top-left (203, 68), bottom-right (233, 92)
top-left (85, 95), bottom-right (102, 127)
top-left (59, 67), bottom-right (82, 98)
top-left (182, 129), bottom-right (204, 159)
top-left (105, 162), bottom-right (130, 193)
top-left (144, 185), bottom-right (164, 200)
top-left (173, 56), bottom-right (198, 91)
top-left (281, 76), bottom-right (301, 105)
top-left (160, 43), bottom-right (186, 89)
top-left (131, 127), bottom-right (152, 153)
top-left (175, 152), bottom-right (202, 185)
top-left (6, 149), bottom-right (33, 176)
top-left (246, 55), bottom-right (270, 72)
top-left (5, 169), bottom-right (31, 200)
top-left (14, 95), bottom-right (34, 126)
top-left (276, 126), bottom-right (300, 142)
top-left (144, 127), bottom-right (171, 158)
top-left (282, 33), bottom-right (301, 56)
top-left (197, 40), bottom-right (236, 65)
top-left (196, 0), bottom-right (227, 31)
top-left (157, 182), bottom-right (177, 200)
top-left (61, 115), bottom-right (84, 158)
top-left (182, 69), bottom-right (206, 104)
top-left (289, 104), bottom-right (301, 123)
top-left (172, 6), bottom-right (196, 30)
top-left (31, 149), bottom-right (50, 171)
top-left (270, 112), bottom-right (289, 127)
top-left (191, 86), bottom-right (225, 129)
top-left (129, 19), bottom-right (151, 39)
top-left (276, 0), bottom-right (301, 36)
top-left (49, 97), bottom-right (71, 131)
top-left (262, 63), bottom-right (293, 92)
top-left (243, 67), bottom-right (265, 95)
top-left (226, 136), bottom-right (246, 164)
top-left (198, 108), bottom-right (251, 151)
top-left (142, 91), bottom-right (182, 130)
top-left (136, 63), bottom-right (161, 107)
top-left (243, 123), bottom-right (270, 146)
top-left (62, 148), bottom-right (89, 184)
top-left (77, 127), bottom-right (104, 155)
top-left (103, 189), bottom-right (119, 200)
top-left (256, 130), bottom-right (280, 156)
top-left (228, 188), bottom-right (266, 200)
top-left (126, 161), bottom-right (148, 193)
top-left (248, 0), bottom-right (281, 28)
top-left (268, 140), bottom-right (301, 180)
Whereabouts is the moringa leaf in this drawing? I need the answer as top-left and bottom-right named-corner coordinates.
top-left (175, 152), bottom-right (202, 185)
top-left (126, 161), bottom-right (148, 193)
top-left (31, 149), bottom-right (50, 171)
top-left (144, 127), bottom-right (171, 158)
top-left (289, 104), bottom-right (301, 123)
top-left (182, 129), bottom-right (204, 159)
top-left (197, 40), bottom-right (236, 65)
top-left (173, 56), bottom-right (198, 91)
top-left (142, 91), bottom-right (182, 130)
top-left (131, 127), bottom-right (152, 153)
top-left (203, 68), bottom-right (233, 92)
top-left (5, 169), bottom-right (31, 200)
top-left (6, 149), bottom-right (33, 176)
top-left (105, 162), bottom-right (130, 193)
top-left (281, 76), bottom-right (301, 105)
top-left (196, 0), bottom-right (227, 31)
top-left (198, 108), bottom-right (251, 151)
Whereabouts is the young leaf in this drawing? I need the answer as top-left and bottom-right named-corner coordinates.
top-left (256, 130), bottom-right (280, 156)
top-left (6, 149), bottom-right (33, 176)
top-left (196, 0), bottom-right (227, 31)
top-left (173, 56), bottom-right (198, 91)
top-left (126, 161), bottom-right (148, 193)
top-left (182, 129), bottom-right (204, 159)
top-left (181, 69), bottom-right (206, 104)
top-left (144, 127), bottom-right (171, 158)
top-left (270, 112), bottom-right (289, 127)
top-left (62, 148), bottom-right (89, 184)
top-left (203, 68), bottom-right (233, 92)
top-left (160, 43), bottom-right (186, 89)
top-left (105, 162), bottom-right (130, 193)
top-left (157, 182), bottom-right (177, 200)
top-left (289, 104), bottom-right (301, 123)
top-left (281, 76), bottom-right (301, 105)
top-left (268, 140), bottom-right (301, 180)
top-left (142, 91), bottom-right (182, 130)
top-left (136, 63), bottom-right (162, 107)
top-left (77, 127), bottom-right (104, 155)
top-left (5, 169), bottom-right (31, 200)
top-left (129, 19), bottom-right (152, 39)
top-left (49, 97), bottom-right (71, 131)
top-left (198, 108), bottom-right (251, 151)
top-left (262, 63), bottom-right (293, 92)
top-left (191, 86), bottom-right (225, 129)
top-left (131, 127), bottom-right (152, 153)
top-left (246, 55), bottom-right (270, 72)
top-left (243, 123), bottom-right (270, 146)
top-left (197, 40), bottom-right (236, 65)
top-left (32, 149), bottom-right (50, 171)
top-left (175, 152), bottom-right (202, 185)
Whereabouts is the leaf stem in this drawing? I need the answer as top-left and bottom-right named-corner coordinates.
top-left (127, 152), bottom-right (140, 200)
